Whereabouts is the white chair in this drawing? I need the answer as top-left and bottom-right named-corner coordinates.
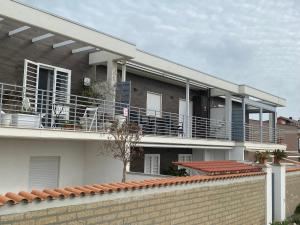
top-left (80, 107), bottom-right (98, 131)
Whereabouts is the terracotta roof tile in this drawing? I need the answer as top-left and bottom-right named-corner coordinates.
top-left (286, 167), bottom-right (300, 173)
top-left (18, 191), bottom-right (41, 203)
top-left (0, 171), bottom-right (264, 208)
top-left (173, 160), bottom-right (262, 175)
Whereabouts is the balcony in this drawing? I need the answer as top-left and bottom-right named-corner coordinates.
top-left (0, 83), bottom-right (283, 144)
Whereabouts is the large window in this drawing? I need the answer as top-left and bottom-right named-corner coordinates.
top-left (144, 154), bottom-right (160, 174)
top-left (146, 92), bottom-right (162, 117)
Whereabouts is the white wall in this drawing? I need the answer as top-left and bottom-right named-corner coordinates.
top-left (0, 138), bottom-right (85, 193)
top-left (0, 138), bottom-right (123, 194)
top-left (84, 141), bottom-right (123, 184)
top-left (204, 149), bottom-right (229, 161)
top-left (229, 146), bottom-right (245, 160)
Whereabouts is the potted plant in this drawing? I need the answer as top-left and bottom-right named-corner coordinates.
top-left (255, 151), bottom-right (270, 164)
top-left (272, 149), bottom-right (288, 165)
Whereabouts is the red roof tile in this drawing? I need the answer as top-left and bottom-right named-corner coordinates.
top-left (0, 172), bottom-right (264, 207)
top-left (173, 160), bottom-right (262, 175)
top-left (286, 167), bottom-right (300, 173)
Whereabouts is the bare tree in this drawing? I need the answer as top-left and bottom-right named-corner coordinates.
top-left (103, 119), bottom-right (142, 182)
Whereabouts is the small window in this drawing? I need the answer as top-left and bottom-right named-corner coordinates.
top-left (144, 154), bottom-right (160, 174)
top-left (178, 154), bottom-right (192, 162)
top-left (146, 92), bottom-right (162, 117)
top-left (298, 138), bottom-right (300, 153)
top-left (29, 156), bottom-right (60, 190)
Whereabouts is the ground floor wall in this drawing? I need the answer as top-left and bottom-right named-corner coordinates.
top-left (286, 171), bottom-right (300, 216)
top-left (0, 175), bottom-right (266, 225)
top-left (130, 147), bottom-right (230, 175)
top-left (0, 138), bottom-right (122, 193)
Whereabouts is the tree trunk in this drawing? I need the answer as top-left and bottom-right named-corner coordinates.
top-left (122, 161), bottom-right (127, 182)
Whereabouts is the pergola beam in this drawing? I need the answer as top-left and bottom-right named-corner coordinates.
top-left (8, 26), bottom-right (30, 36)
top-left (53, 40), bottom-right (75, 49)
top-left (32, 33), bottom-right (54, 43)
top-left (72, 46), bottom-right (95, 54)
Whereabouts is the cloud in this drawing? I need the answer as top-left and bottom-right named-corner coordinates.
top-left (20, 0), bottom-right (300, 118)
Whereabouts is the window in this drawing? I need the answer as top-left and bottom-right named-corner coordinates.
top-left (298, 138), bottom-right (300, 153)
top-left (29, 156), bottom-right (60, 190)
top-left (146, 92), bottom-right (162, 117)
top-left (144, 154), bottom-right (160, 174)
top-left (178, 154), bottom-right (192, 162)
top-left (23, 59), bottom-right (71, 120)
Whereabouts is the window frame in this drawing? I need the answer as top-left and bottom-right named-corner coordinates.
top-left (144, 154), bottom-right (160, 175)
top-left (146, 91), bottom-right (162, 118)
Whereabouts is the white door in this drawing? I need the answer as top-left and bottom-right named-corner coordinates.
top-left (29, 156), bottom-right (60, 190)
top-left (179, 99), bottom-right (193, 136)
top-left (52, 67), bottom-right (71, 121)
top-left (144, 154), bottom-right (160, 174)
top-left (23, 59), bottom-right (71, 122)
top-left (23, 59), bottom-right (40, 112)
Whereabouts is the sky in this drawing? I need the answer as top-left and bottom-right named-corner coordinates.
top-left (21, 0), bottom-right (300, 118)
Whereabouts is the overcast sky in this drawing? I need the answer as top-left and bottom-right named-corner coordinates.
top-left (21, 0), bottom-right (300, 118)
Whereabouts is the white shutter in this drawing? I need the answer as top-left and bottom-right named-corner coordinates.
top-left (53, 68), bottom-right (71, 120)
top-left (144, 154), bottom-right (151, 174)
top-left (144, 154), bottom-right (160, 174)
top-left (152, 155), bottom-right (160, 174)
top-left (29, 156), bottom-right (60, 190)
top-left (23, 59), bottom-right (39, 112)
top-left (146, 92), bottom-right (162, 117)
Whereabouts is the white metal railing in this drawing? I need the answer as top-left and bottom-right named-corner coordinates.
top-left (0, 82), bottom-right (284, 144)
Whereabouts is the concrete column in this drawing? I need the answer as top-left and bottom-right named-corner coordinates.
top-left (272, 165), bottom-right (286, 221)
top-left (121, 62), bottom-right (126, 82)
top-left (106, 60), bottom-right (118, 102)
top-left (225, 94), bottom-right (232, 140)
top-left (263, 165), bottom-right (272, 225)
top-left (259, 108), bottom-right (263, 143)
top-left (185, 79), bottom-right (190, 138)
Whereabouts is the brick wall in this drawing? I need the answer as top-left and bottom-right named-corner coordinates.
top-left (286, 171), bottom-right (300, 216)
top-left (0, 176), bottom-right (266, 225)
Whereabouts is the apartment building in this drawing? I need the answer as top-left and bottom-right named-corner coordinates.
top-left (0, 0), bottom-right (286, 192)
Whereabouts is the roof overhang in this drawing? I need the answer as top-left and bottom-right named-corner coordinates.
top-left (131, 50), bottom-right (286, 107)
top-left (0, 0), bottom-right (136, 58)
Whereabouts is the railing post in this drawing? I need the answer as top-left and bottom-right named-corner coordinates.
top-left (39, 90), bottom-right (44, 128)
top-left (169, 112), bottom-right (171, 136)
top-left (74, 96), bottom-right (77, 131)
top-left (154, 110), bottom-right (157, 135)
top-left (0, 83), bottom-right (4, 126)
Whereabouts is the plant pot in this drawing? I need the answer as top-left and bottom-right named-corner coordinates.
top-left (1, 113), bottom-right (12, 126)
top-left (11, 113), bottom-right (40, 128)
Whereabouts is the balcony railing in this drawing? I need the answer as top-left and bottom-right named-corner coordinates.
top-left (0, 82), bottom-right (284, 144)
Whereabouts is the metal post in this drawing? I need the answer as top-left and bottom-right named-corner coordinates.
top-left (169, 112), bottom-right (172, 136)
top-left (259, 107), bottom-right (263, 143)
top-left (0, 83), bottom-right (4, 126)
top-left (242, 98), bottom-right (246, 142)
top-left (186, 79), bottom-right (190, 138)
top-left (74, 96), bottom-right (77, 131)
top-left (121, 61), bottom-right (126, 82)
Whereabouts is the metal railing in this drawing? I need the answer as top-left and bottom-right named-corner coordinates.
top-left (0, 82), bottom-right (284, 144)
